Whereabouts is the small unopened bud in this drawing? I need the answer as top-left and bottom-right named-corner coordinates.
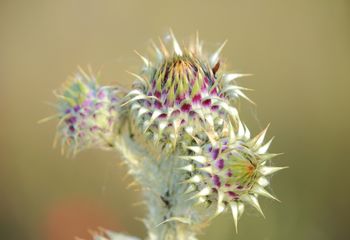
top-left (54, 68), bottom-right (120, 155)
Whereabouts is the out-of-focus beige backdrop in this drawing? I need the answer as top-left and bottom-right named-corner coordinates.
top-left (1, 0), bottom-right (349, 239)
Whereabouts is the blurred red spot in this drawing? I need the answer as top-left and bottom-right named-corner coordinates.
top-left (45, 198), bottom-right (122, 240)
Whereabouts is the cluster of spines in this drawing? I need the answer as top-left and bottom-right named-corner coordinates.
top-left (123, 31), bottom-right (249, 152)
top-left (53, 68), bottom-right (120, 155)
top-left (181, 124), bottom-right (286, 232)
top-left (123, 31), bottom-right (286, 232)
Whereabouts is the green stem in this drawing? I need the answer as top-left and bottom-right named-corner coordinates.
top-left (114, 135), bottom-right (199, 240)
top-left (144, 155), bottom-right (198, 240)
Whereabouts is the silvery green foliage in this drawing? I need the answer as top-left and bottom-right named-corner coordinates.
top-left (114, 135), bottom-right (201, 240)
top-left (89, 229), bottom-right (140, 240)
top-left (45, 31), bottom-right (286, 240)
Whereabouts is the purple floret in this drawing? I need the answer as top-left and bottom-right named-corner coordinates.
top-left (212, 175), bottom-right (221, 188)
top-left (215, 159), bottom-right (224, 170)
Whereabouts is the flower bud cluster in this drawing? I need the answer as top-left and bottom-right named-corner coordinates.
top-left (124, 32), bottom-right (286, 229)
top-left (46, 31), bottom-right (286, 235)
top-left (55, 69), bottom-right (119, 154)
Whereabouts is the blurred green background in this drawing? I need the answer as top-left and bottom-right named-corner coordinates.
top-left (1, 0), bottom-right (349, 239)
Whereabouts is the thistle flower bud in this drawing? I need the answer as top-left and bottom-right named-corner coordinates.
top-left (182, 123), bottom-right (286, 232)
top-left (54, 68), bottom-right (120, 154)
top-left (124, 31), bottom-right (250, 150)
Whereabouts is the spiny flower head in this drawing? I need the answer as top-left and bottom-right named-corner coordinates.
top-left (124, 31), bottom-right (251, 150)
top-left (54, 68), bottom-right (120, 155)
top-left (120, 31), bottom-right (286, 232)
top-left (182, 122), bottom-right (286, 232)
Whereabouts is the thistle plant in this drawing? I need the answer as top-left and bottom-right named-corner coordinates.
top-left (42, 31), bottom-right (286, 240)
top-left (47, 69), bottom-right (120, 155)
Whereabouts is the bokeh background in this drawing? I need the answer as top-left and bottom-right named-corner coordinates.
top-left (1, 0), bottom-right (349, 239)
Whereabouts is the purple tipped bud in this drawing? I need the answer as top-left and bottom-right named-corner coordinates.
top-left (55, 68), bottom-right (120, 154)
top-left (126, 34), bottom-right (238, 151)
top-left (186, 125), bottom-right (282, 221)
